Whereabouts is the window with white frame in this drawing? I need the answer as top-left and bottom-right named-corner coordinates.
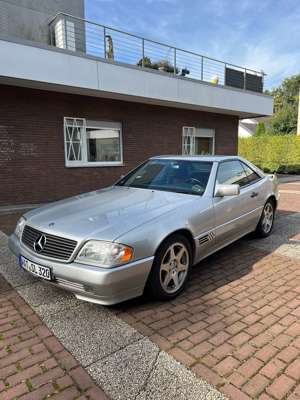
top-left (182, 127), bottom-right (215, 155)
top-left (64, 118), bottom-right (123, 167)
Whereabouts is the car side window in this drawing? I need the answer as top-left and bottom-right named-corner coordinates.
top-left (241, 162), bottom-right (261, 185)
top-left (217, 161), bottom-right (249, 187)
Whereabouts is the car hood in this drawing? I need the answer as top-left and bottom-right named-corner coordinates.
top-left (25, 186), bottom-right (198, 242)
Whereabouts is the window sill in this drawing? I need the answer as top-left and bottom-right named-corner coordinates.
top-left (65, 162), bottom-right (124, 168)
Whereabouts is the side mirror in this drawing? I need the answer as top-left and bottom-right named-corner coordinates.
top-left (215, 184), bottom-right (240, 197)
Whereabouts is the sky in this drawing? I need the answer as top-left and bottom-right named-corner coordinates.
top-left (85, 0), bottom-right (300, 90)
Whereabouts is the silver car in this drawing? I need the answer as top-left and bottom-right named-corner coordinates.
top-left (9, 156), bottom-right (278, 305)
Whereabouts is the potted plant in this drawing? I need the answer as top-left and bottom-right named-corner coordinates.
top-left (157, 60), bottom-right (179, 74)
top-left (180, 68), bottom-right (190, 77)
top-left (137, 56), bottom-right (158, 69)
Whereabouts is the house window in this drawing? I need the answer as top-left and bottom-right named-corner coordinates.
top-left (64, 118), bottom-right (123, 167)
top-left (182, 127), bottom-right (215, 155)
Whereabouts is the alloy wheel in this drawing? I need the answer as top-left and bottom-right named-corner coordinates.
top-left (262, 203), bottom-right (274, 234)
top-left (159, 242), bottom-right (189, 294)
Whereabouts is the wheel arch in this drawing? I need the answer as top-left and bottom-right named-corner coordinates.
top-left (267, 194), bottom-right (277, 210)
top-left (154, 228), bottom-right (196, 261)
top-left (144, 228), bottom-right (196, 298)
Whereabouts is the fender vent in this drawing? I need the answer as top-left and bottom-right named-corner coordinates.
top-left (198, 232), bottom-right (215, 245)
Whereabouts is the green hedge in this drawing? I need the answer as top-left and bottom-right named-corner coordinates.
top-left (238, 135), bottom-right (300, 174)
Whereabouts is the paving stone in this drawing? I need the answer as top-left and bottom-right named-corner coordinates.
top-left (214, 356), bottom-right (240, 377)
top-left (266, 374), bottom-right (296, 399)
top-left (285, 359), bottom-right (300, 380)
top-left (243, 374), bottom-right (269, 397)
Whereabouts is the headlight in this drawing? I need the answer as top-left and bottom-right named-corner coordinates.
top-left (14, 217), bottom-right (26, 239)
top-left (76, 240), bottom-right (133, 268)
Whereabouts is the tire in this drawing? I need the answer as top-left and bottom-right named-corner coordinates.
top-left (255, 199), bottom-right (275, 238)
top-left (147, 234), bottom-right (192, 300)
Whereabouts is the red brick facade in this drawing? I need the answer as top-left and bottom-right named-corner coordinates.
top-left (0, 85), bottom-right (238, 206)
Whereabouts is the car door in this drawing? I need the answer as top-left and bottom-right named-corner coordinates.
top-left (184, 161), bottom-right (217, 262)
top-left (240, 161), bottom-right (265, 226)
top-left (213, 160), bottom-right (261, 249)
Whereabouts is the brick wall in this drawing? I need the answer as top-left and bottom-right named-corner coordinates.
top-left (0, 85), bottom-right (238, 205)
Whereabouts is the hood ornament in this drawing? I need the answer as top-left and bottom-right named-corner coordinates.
top-left (34, 235), bottom-right (47, 253)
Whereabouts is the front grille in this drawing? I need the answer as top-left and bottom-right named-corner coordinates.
top-left (22, 225), bottom-right (77, 261)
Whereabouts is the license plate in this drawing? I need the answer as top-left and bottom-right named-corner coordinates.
top-left (19, 256), bottom-right (52, 281)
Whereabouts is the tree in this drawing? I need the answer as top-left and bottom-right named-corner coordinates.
top-left (255, 122), bottom-right (266, 136)
top-left (269, 106), bottom-right (298, 135)
top-left (265, 74), bottom-right (300, 135)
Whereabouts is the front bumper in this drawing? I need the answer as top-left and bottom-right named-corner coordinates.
top-left (8, 233), bottom-right (154, 305)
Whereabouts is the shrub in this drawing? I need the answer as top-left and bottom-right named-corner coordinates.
top-left (238, 135), bottom-right (300, 174)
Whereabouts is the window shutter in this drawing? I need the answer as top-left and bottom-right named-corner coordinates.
top-left (64, 118), bottom-right (86, 165)
top-left (182, 127), bottom-right (195, 155)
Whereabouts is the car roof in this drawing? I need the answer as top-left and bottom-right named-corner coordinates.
top-left (150, 155), bottom-right (241, 162)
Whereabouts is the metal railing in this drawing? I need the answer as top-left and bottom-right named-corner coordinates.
top-left (49, 13), bottom-right (265, 93)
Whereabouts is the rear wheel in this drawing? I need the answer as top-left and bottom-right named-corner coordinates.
top-left (255, 199), bottom-right (275, 237)
top-left (147, 234), bottom-right (192, 300)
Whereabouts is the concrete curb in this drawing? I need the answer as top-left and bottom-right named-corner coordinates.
top-left (0, 231), bottom-right (226, 400)
top-left (278, 175), bottom-right (300, 184)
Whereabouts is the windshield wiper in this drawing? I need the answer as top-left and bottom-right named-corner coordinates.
top-left (117, 184), bottom-right (202, 196)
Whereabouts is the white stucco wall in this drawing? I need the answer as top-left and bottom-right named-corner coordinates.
top-left (238, 125), bottom-right (254, 137)
top-left (0, 0), bottom-right (84, 43)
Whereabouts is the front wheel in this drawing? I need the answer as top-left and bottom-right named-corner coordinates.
top-left (255, 200), bottom-right (275, 238)
top-left (147, 234), bottom-right (192, 300)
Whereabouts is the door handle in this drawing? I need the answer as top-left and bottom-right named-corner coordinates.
top-left (251, 192), bottom-right (258, 198)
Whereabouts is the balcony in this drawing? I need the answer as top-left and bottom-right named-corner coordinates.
top-left (49, 13), bottom-right (265, 94)
top-left (0, 12), bottom-right (273, 118)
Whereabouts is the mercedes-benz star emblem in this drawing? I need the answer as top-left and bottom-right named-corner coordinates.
top-left (34, 235), bottom-right (47, 253)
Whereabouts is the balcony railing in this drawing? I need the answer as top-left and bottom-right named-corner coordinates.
top-left (49, 13), bottom-right (265, 93)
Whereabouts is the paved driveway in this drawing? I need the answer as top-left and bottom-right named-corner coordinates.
top-left (0, 181), bottom-right (300, 400)
top-left (0, 277), bottom-right (108, 400)
top-left (115, 182), bottom-right (300, 400)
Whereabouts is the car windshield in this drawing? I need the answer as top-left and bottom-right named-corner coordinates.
top-left (116, 159), bottom-right (213, 196)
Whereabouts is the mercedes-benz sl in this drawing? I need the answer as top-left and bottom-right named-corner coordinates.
top-left (9, 156), bottom-right (278, 305)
